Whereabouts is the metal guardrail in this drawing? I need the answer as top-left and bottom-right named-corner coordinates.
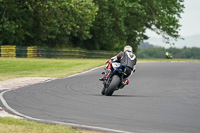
top-left (0, 45), bottom-right (117, 59)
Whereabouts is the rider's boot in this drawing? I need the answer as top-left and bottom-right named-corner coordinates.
top-left (119, 79), bottom-right (130, 89)
top-left (99, 69), bottom-right (111, 81)
top-left (124, 79), bottom-right (129, 85)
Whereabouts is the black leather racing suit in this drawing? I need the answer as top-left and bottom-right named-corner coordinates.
top-left (110, 51), bottom-right (137, 78)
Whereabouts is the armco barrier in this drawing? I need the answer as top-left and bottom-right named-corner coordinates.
top-left (0, 45), bottom-right (117, 59)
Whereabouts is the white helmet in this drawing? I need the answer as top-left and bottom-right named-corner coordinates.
top-left (124, 45), bottom-right (132, 52)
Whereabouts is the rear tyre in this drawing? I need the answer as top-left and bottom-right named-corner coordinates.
top-left (105, 75), bottom-right (120, 96)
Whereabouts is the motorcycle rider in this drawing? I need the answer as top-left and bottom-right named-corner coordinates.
top-left (99, 45), bottom-right (137, 87)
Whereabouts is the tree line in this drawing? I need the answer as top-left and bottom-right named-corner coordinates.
top-left (0, 0), bottom-right (184, 52)
top-left (138, 47), bottom-right (200, 59)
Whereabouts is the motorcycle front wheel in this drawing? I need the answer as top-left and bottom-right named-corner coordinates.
top-left (105, 75), bottom-right (120, 96)
top-left (101, 87), bottom-right (106, 95)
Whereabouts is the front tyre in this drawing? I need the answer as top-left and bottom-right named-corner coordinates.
top-left (105, 75), bottom-right (120, 96)
top-left (101, 87), bottom-right (106, 95)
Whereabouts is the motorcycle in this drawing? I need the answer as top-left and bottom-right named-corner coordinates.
top-left (101, 62), bottom-right (127, 96)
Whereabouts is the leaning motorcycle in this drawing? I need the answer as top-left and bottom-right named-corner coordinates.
top-left (101, 62), bottom-right (127, 96)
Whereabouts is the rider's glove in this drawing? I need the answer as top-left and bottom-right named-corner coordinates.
top-left (110, 56), bottom-right (118, 62)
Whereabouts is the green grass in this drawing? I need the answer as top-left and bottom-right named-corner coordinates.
top-left (0, 117), bottom-right (82, 133)
top-left (0, 117), bottom-right (100, 133)
top-left (0, 58), bottom-right (107, 81)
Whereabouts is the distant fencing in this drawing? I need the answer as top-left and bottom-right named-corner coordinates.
top-left (0, 45), bottom-right (117, 59)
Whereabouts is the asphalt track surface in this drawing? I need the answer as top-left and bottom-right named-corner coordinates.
top-left (1, 62), bottom-right (200, 133)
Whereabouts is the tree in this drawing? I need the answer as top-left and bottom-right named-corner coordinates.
top-left (142, 0), bottom-right (184, 44)
top-left (0, 0), bottom-right (184, 51)
top-left (0, 0), bottom-right (97, 46)
top-left (83, 0), bottom-right (184, 51)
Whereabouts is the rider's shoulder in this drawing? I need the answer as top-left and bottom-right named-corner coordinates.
top-left (117, 51), bottom-right (124, 56)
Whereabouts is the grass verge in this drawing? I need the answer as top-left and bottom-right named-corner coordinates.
top-left (0, 117), bottom-right (79, 133)
top-left (0, 58), bottom-right (107, 81)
